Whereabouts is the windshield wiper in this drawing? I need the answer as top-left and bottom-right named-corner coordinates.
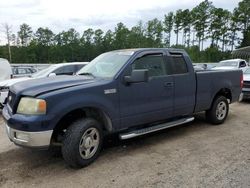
top-left (78, 72), bottom-right (95, 78)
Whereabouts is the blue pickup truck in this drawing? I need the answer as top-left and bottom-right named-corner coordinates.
top-left (2, 48), bottom-right (243, 168)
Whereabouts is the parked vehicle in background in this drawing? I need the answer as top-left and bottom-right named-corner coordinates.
top-left (0, 62), bottom-right (88, 108)
top-left (193, 64), bottom-right (204, 71)
top-left (212, 59), bottom-right (248, 70)
top-left (241, 67), bottom-right (250, 100)
top-left (0, 58), bottom-right (12, 81)
top-left (12, 66), bottom-right (37, 78)
top-left (2, 48), bottom-right (242, 168)
top-left (193, 63), bottom-right (217, 71)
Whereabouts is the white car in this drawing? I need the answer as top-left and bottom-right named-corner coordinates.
top-left (212, 59), bottom-right (248, 70)
top-left (242, 67), bottom-right (250, 100)
top-left (0, 58), bottom-right (12, 81)
top-left (0, 62), bottom-right (88, 108)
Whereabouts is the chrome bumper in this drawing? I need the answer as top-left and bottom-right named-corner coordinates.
top-left (239, 93), bottom-right (244, 102)
top-left (5, 124), bottom-right (53, 148)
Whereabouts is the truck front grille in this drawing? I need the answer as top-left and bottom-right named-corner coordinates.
top-left (7, 91), bottom-right (16, 109)
top-left (243, 81), bottom-right (250, 88)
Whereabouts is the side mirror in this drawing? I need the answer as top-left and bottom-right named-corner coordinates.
top-left (48, 73), bottom-right (56, 77)
top-left (124, 69), bottom-right (148, 84)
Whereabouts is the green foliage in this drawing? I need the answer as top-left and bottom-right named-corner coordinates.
top-left (146, 18), bottom-right (163, 47)
top-left (17, 23), bottom-right (33, 46)
top-left (0, 0), bottom-right (249, 64)
top-left (192, 0), bottom-right (214, 50)
top-left (174, 9), bottom-right (183, 45)
top-left (181, 9), bottom-right (192, 47)
top-left (129, 21), bottom-right (147, 48)
top-left (163, 12), bottom-right (174, 47)
top-left (240, 26), bottom-right (250, 47)
top-left (235, 0), bottom-right (250, 32)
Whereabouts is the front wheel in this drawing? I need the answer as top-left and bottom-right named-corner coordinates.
top-left (62, 118), bottom-right (103, 168)
top-left (206, 96), bottom-right (229, 125)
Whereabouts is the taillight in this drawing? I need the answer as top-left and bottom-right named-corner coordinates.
top-left (240, 74), bottom-right (243, 89)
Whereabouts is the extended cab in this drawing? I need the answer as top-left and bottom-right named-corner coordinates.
top-left (2, 48), bottom-right (242, 168)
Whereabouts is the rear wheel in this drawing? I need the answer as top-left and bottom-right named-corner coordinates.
top-left (62, 118), bottom-right (103, 168)
top-left (206, 96), bottom-right (229, 125)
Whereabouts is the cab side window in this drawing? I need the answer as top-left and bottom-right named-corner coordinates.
top-left (132, 54), bottom-right (167, 77)
top-left (170, 53), bottom-right (188, 74)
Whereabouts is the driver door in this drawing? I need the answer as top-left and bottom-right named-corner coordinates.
top-left (118, 51), bottom-right (174, 129)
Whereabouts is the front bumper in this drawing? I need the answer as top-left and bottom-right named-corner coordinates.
top-left (242, 88), bottom-right (250, 99)
top-left (2, 104), bottom-right (55, 148)
top-left (5, 123), bottom-right (53, 148)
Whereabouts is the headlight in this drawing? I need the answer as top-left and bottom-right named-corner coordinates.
top-left (17, 97), bottom-right (46, 115)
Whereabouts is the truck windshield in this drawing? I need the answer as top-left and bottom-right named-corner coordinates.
top-left (217, 61), bottom-right (238, 67)
top-left (77, 51), bottom-right (133, 78)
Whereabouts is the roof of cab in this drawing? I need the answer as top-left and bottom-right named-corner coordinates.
top-left (112, 48), bottom-right (186, 53)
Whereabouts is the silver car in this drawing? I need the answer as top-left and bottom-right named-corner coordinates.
top-left (12, 66), bottom-right (37, 78)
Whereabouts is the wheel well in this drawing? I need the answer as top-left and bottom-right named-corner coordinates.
top-left (214, 88), bottom-right (232, 102)
top-left (51, 107), bottom-right (112, 143)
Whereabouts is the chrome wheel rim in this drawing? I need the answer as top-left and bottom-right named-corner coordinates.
top-left (216, 101), bottom-right (227, 120)
top-left (79, 128), bottom-right (100, 159)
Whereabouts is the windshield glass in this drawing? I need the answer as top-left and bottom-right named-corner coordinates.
top-left (77, 51), bottom-right (133, 78)
top-left (244, 68), bottom-right (250, 74)
top-left (217, 61), bottom-right (238, 67)
top-left (31, 65), bottom-right (57, 78)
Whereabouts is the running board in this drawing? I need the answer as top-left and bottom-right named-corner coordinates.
top-left (119, 117), bottom-right (194, 140)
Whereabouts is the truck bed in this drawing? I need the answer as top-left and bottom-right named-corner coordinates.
top-left (194, 69), bottom-right (242, 113)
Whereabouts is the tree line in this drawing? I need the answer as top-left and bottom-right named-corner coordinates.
top-left (0, 0), bottom-right (249, 64)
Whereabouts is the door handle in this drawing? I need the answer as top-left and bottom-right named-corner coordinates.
top-left (164, 82), bottom-right (174, 87)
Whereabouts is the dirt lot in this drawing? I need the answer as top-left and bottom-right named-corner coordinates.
top-left (1, 102), bottom-right (250, 188)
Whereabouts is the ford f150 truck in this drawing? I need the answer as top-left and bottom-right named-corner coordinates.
top-left (2, 48), bottom-right (243, 168)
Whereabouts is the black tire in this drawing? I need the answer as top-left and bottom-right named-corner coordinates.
top-left (62, 118), bottom-right (103, 168)
top-left (206, 96), bottom-right (229, 125)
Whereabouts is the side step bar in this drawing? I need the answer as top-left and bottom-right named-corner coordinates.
top-left (119, 117), bottom-right (194, 140)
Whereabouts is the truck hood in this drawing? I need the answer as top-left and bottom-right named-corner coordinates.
top-left (0, 77), bottom-right (31, 88)
top-left (243, 74), bottom-right (250, 81)
top-left (11, 75), bottom-right (96, 97)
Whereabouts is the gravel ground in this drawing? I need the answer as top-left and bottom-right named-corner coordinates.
top-left (1, 102), bottom-right (250, 188)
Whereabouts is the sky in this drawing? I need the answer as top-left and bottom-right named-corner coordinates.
top-left (0, 0), bottom-right (241, 44)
